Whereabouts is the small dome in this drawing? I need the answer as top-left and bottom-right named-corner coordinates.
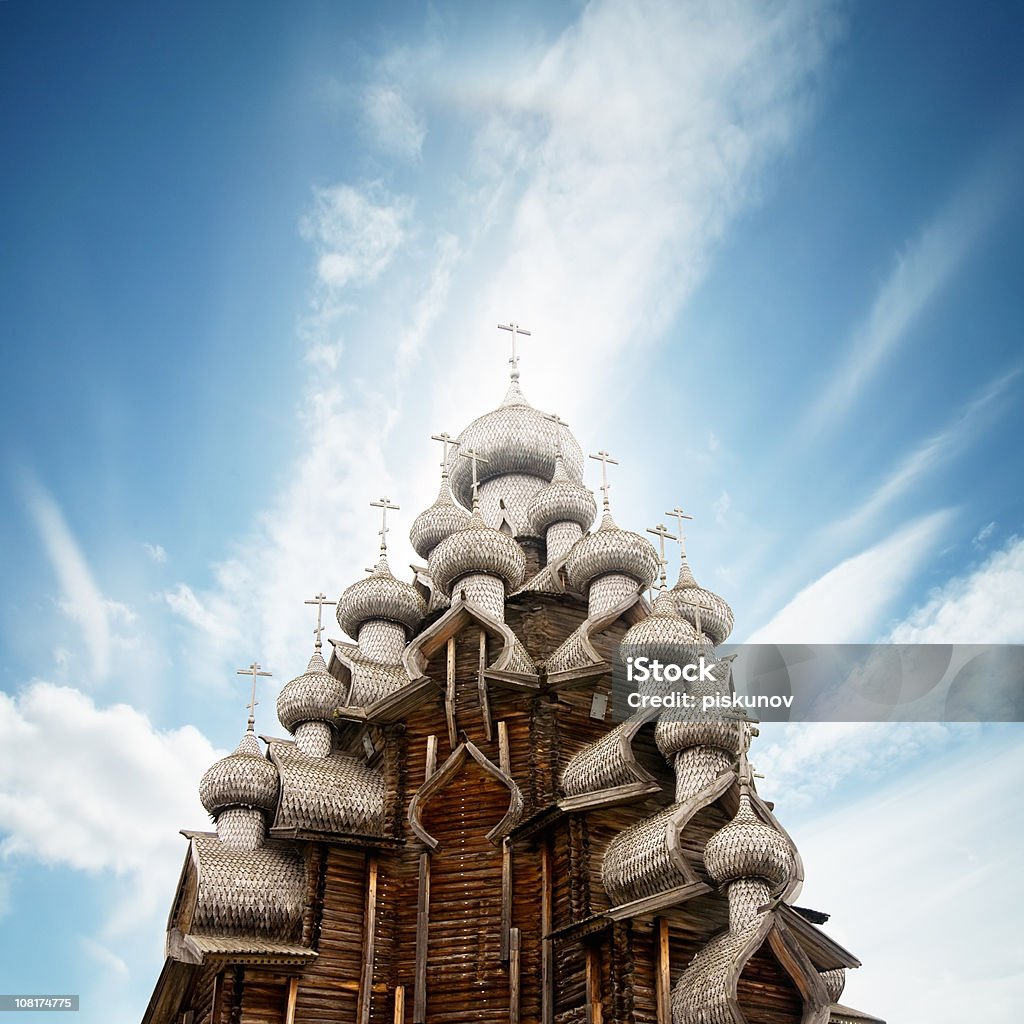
top-left (527, 454), bottom-right (597, 535)
top-left (622, 592), bottom-right (699, 648)
top-left (447, 381), bottom-right (584, 508)
top-left (199, 732), bottom-right (280, 817)
top-left (277, 649), bottom-right (345, 733)
top-left (703, 791), bottom-right (794, 889)
top-left (565, 513), bottom-right (659, 594)
top-left (427, 509), bottom-right (526, 596)
top-left (409, 471), bottom-right (471, 559)
top-left (671, 557), bottom-right (734, 645)
top-left (336, 556), bottom-right (426, 639)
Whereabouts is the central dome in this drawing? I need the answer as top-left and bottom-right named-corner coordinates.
top-left (446, 380), bottom-right (585, 509)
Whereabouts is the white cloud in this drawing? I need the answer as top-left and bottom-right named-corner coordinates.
top-left (0, 681), bottom-right (217, 935)
top-left (163, 582), bottom-right (234, 639)
top-left (788, 733), bottom-right (1024, 1023)
top-left (747, 510), bottom-right (952, 643)
top-left (81, 937), bottom-right (129, 977)
top-left (888, 535), bottom-right (1024, 643)
top-left (972, 521), bottom-right (996, 547)
top-left (22, 478), bottom-right (134, 682)
top-left (300, 182), bottom-right (413, 291)
top-left (143, 542), bottom-right (167, 564)
top-left (712, 490), bottom-right (731, 525)
top-left (361, 82), bottom-right (426, 159)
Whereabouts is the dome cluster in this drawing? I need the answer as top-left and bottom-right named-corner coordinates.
top-left (199, 732), bottom-right (280, 818)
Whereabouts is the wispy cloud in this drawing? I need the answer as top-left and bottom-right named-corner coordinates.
top-left (822, 365), bottom-right (1020, 543)
top-left (22, 477), bottom-right (128, 681)
top-left (888, 534), bottom-right (1024, 643)
top-left (802, 145), bottom-right (1015, 435)
top-left (747, 510), bottom-right (953, 643)
top-left (142, 542), bottom-right (167, 564)
top-left (361, 82), bottom-right (426, 160)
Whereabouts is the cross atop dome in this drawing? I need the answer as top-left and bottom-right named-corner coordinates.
top-left (589, 449), bottom-right (619, 513)
top-left (459, 447), bottom-right (489, 509)
top-left (236, 662), bottom-right (272, 731)
top-left (430, 431), bottom-right (459, 471)
top-left (304, 592), bottom-right (337, 650)
top-left (646, 523), bottom-right (677, 591)
top-left (370, 496), bottom-right (400, 556)
top-left (497, 321), bottom-right (531, 381)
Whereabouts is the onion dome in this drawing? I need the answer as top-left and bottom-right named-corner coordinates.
top-left (427, 508), bottom-right (526, 596)
top-left (446, 380), bottom-right (585, 508)
top-left (337, 555), bottom-right (426, 639)
top-left (703, 788), bottom-right (794, 889)
top-left (527, 453), bottom-right (597, 535)
top-left (409, 469), bottom-right (471, 560)
top-left (565, 513), bottom-right (659, 594)
top-left (622, 592), bottom-right (698, 647)
top-left (199, 731), bottom-right (280, 817)
top-left (672, 554), bottom-right (735, 646)
top-left (277, 649), bottom-right (344, 733)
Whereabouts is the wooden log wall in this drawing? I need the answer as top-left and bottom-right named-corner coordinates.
top-left (735, 946), bottom-right (805, 1024)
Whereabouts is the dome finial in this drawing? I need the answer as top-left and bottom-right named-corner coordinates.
top-left (459, 446), bottom-right (490, 513)
top-left (430, 430), bottom-right (460, 476)
top-left (666, 506), bottom-right (698, 587)
top-left (303, 592), bottom-right (337, 651)
top-left (589, 449), bottom-right (620, 515)
top-left (370, 496), bottom-right (400, 558)
top-left (646, 522), bottom-right (677, 593)
top-left (236, 661), bottom-right (272, 732)
top-left (497, 321), bottom-right (532, 382)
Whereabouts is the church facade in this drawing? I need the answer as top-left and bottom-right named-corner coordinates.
top-left (143, 347), bottom-right (882, 1024)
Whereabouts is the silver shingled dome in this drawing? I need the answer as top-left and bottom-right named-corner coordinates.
top-left (527, 453), bottom-right (597, 535)
top-left (277, 649), bottom-right (345, 733)
top-left (446, 381), bottom-right (585, 508)
top-left (199, 732), bottom-right (280, 817)
top-left (427, 509), bottom-right (527, 595)
top-left (565, 513), bottom-right (659, 594)
top-left (409, 471), bottom-right (471, 560)
top-left (337, 556), bottom-right (427, 639)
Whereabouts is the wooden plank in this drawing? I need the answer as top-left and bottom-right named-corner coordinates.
top-left (358, 855), bottom-right (379, 1024)
top-left (509, 927), bottom-right (521, 1024)
top-left (478, 627), bottom-right (494, 740)
top-left (284, 978), bottom-right (298, 1024)
top-left (393, 984), bottom-right (405, 1024)
top-left (656, 919), bottom-right (670, 1024)
top-left (541, 841), bottom-right (553, 1024)
top-left (586, 945), bottom-right (603, 1024)
top-left (425, 734), bottom-right (437, 781)
top-left (414, 851), bottom-right (430, 1023)
top-left (445, 637), bottom-right (458, 749)
top-left (501, 837), bottom-right (512, 962)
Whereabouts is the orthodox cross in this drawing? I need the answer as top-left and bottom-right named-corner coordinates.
top-left (430, 431), bottom-right (460, 471)
top-left (237, 662), bottom-right (272, 731)
top-left (666, 506), bottom-right (694, 568)
top-left (646, 523), bottom-right (677, 591)
top-left (545, 412), bottom-right (568, 458)
top-left (497, 322), bottom-right (531, 380)
top-left (370, 496), bottom-right (400, 556)
top-left (304, 592), bottom-right (337, 650)
top-left (589, 450), bottom-right (619, 513)
top-left (459, 447), bottom-right (489, 508)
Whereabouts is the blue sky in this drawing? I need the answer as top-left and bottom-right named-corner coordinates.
top-left (1, 2), bottom-right (1023, 1020)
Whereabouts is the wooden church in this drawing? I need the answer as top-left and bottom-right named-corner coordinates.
top-left (143, 338), bottom-right (883, 1024)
